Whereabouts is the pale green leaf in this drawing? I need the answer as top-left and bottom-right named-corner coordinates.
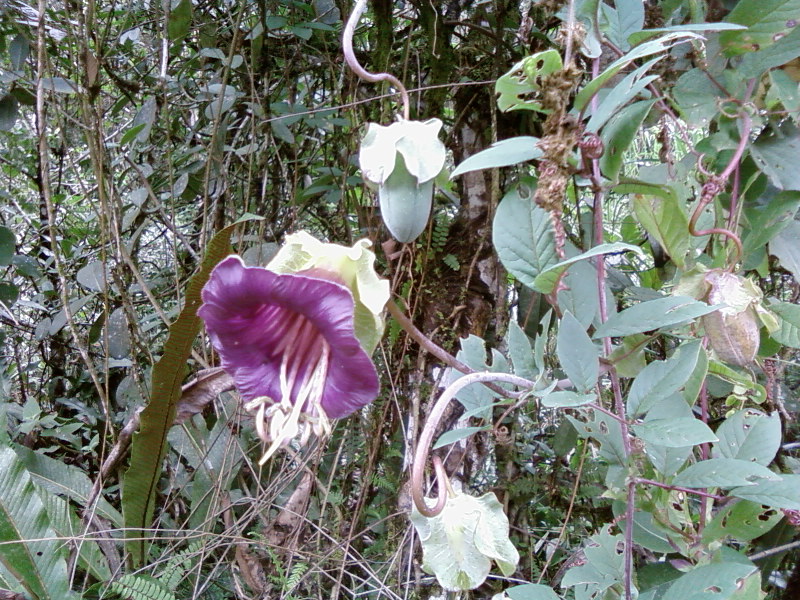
top-left (739, 25), bottom-right (800, 78)
top-left (0, 447), bottom-right (75, 600)
top-left (532, 242), bottom-right (643, 294)
top-left (593, 296), bottom-right (717, 338)
top-left (750, 122), bottom-right (800, 191)
top-left (631, 183), bottom-right (690, 269)
top-left (769, 299), bottom-right (800, 348)
top-left (540, 390), bottom-right (596, 408)
top-left (451, 137), bottom-right (542, 177)
top-left (505, 583), bottom-right (560, 600)
top-left (730, 475), bottom-right (800, 509)
top-left (433, 426), bottom-right (491, 450)
top-left (769, 220), bottom-right (800, 279)
top-left (600, 0), bottom-right (644, 51)
top-left (627, 339), bottom-right (702, 418)
top-left (556, 312), bottom-right (599, 393)
top-left (633, 418), bottom-right (718, 448)
top-left (574, 32), bottom-right (700, 112)
top-left (506, 320), bottom-right (538, 381)
top-left (702, 500), bottom-right (783, 544)
top-left (493, 188), bottom-right (559, 289)
top-left (672, 458), bottom-right (780, 488)
top-left (661, 562), bottom-right (758, 600)
top-left (713, 408), bottom-right (782, 466)
top-left (720, 0), bottom-right (800, 56)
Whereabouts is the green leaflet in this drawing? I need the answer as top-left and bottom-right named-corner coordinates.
top-left (0, 447), bottom-right (75, 600)
top-left (122, 218), bottom-right (255, 566)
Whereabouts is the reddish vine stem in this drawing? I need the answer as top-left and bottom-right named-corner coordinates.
top-left (410, 372), bottom-right (534, 517)
top-left (633, 478), bottom-right (723, 501)
top-left (689, 108), bottom-right (752, 268)
top-left (342, 0), bottom-right (410, 120)
top-left (587, 52), bottom-right (635, 600)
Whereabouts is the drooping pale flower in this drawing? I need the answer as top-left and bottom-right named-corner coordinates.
top-left (359, 118), bottom-right (446, 243)
top-left (198, 233), bottom-right (389, 462)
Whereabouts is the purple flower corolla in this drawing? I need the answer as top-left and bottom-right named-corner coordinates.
top-left (198, 255), bottom-right (380, 461)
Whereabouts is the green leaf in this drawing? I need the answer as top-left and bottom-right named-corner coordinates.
top-left (750, 122), bottom-right (800, 191)
top-left (168, 0), bottom-right (193, 42)
top-left (0, 95), bottom-right (18, 131)
top-left (673, 68), bottom-right (726, 127)
top-left (446, 336), bottom-right (509, 419)
top-left (593, 296), bottom-right (718, 338)
top-left (661, 562), bottom-right (758, 600)
top-left (631, 182), bottom-right (690, 268)
top-left (433, 426), bottom-right (491, 450)
top-left (713, 408), bottom-right (781, 466)
top-left (410, 491), bottom-right (519, 591)
top-left (14, 445), bottom-right (123, 526)
top-left (600, 99), bottom-right (657, 181)
top-left (769, 299), bottom-right (800, 348)
top-left (540, 390), bottom-right (596, 408)
top-left (567, 411), bottom-right (626, 465)
top-left (600, 0), bottom-right (644, 51)
top-left (574, 32), bottom-right (700, 112)
top-left (642, 394), bottom-right (695, 476)
top-left (451, 137), bottom-right (543, 177)
top-left (626, 340), bottom-right (702, 417)
top-left (378, 154), bottom-right (433, 243)
top-left (633, 418), bottom-right (718, 448)
top-left (627, 23), bottom-right (747, 45)
top-left (720, 0), bottom-right (800, 56)
top-left (556, 312), bottom-right (599, 393)
top-left (493, 187), bottom-right (559, 289)
top-left (730, 475), bottom-right (800, 509)
top-left (0, 447), bottom-right (75, 600)
top-left (9, 34), bottom-right (30, 70)
top-left (505, 583), bottom-right (561, 600)
top-left (506, 320), bottom-right (537, 381)
top-left (739, 25), bottom-right (800, 78)
top-left (495, 50), bottom-right (563, 112)
top-left (39, 77), bottom-right (79, 94)
top-left (39, 493), bottom-right (111, 582)
top-left (672, 458), bottom-right (780, 488)
top-left (123, 218), bottom-right (253, 566)
top-left (561, 526), bottom-right (626, 595)
top-left (0, 227), bottom-right (15, 266)
top-left (769, 220), bottom-right (800, 279)
top-left (702, 500), bottom-right (783, 544)
top-left (532, 242), bottom-right (643, 294)
top-left (742, 191), bottom-right (800, 255)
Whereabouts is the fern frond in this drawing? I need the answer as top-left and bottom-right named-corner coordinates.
top-left (157, 540), bottom-right (202, 592)
top-left (110, 574), bottom-right (177, 600)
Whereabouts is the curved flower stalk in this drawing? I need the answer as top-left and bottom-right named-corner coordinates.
top-left (198, 233), bottom-right (389, 462)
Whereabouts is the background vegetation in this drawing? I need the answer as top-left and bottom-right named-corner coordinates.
top-left (0, 0), bottom-right (799, 598)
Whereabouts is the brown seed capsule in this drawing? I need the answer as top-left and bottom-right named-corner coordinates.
top-left (701, 271), bottom-right (760, 367)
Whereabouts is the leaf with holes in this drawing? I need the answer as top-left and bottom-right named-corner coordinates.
top-left (713, 408), bottom-right (781, 466)
top-left (730, 475), bottom-right (800, 509)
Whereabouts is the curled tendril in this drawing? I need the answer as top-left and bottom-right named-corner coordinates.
top-left (688, 108), bottom-right (751, 269)
top-left (342, 0), bottom-right (410, 120)
top-left (411, 372), bottom-right (534, 517)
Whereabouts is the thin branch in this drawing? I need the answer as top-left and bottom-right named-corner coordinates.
top-left (342, 0), bottom-right (410, 120)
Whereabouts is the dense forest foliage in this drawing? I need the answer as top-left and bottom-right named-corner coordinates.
top-left (1, 0), bottom-right (799, 598)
